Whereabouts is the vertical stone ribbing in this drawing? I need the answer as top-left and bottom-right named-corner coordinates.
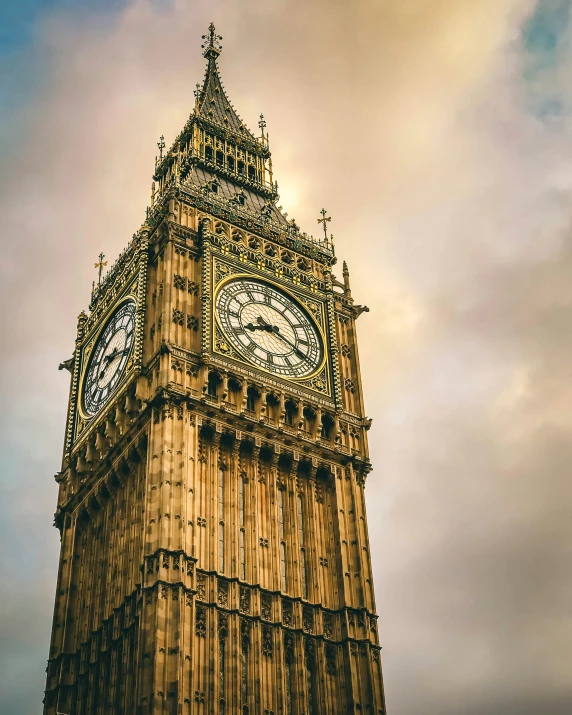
top-left (46, 49), bottom-right (386, 712)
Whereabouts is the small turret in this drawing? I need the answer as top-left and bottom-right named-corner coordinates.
top-left (343, 260), bottom-right (351, 298)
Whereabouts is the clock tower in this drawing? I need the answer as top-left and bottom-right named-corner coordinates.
top-left (44, 25), bottom-right (387, 715)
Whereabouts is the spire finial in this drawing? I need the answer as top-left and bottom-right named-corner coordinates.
top-left (202, 23), bottom-right (222, 58)
top-left (259, 113), bottom-right (267, 136)
top-left (194, 82), bottom-right (202, 106)
top-left (94, 253), bottom-right (107, 286)
top-left (157, 135), bottom-right (165, 161)
top-left (317, 208), bottom-right (331, 242)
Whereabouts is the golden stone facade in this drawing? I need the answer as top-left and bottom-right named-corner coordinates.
top-left (44, 25), bottom-right (387, 715)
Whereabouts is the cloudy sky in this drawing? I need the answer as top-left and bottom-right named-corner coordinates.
top-left (1, 0), bottom-right (571, 713)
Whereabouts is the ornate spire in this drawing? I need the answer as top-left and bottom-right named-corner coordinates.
top-left (195, 23), bottom-right (256, 141)
top-left (149, 23), bottom-right (332, 260)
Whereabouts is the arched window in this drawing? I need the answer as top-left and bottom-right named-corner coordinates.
top-left (219, 636), bottom-right (226, 713)
top-left (321, 413), bottom-right (335, 441)
top-left (284, 400), bottom-right (297, 427)
top-left (297, 494), bottom-right (308, 599)
top-left (227, 156), bottom-right (235, 171)
top-left (277, 487), bottom-right (287, 592)
top-left (237, 160), bottom-right (245, 175)
top-left (284, 633), bottom-right (295, 715)
top-left (216, 150), bottom-right (224, 166)
top-left (246, 385), bottom-right (259, 414)
top-left (303, 406), bottom-right (316, 436)
top-left (350, 430), bottom-right (360, 451)
top-left (205, 145), bottom-right (213, 161)
top-left (239, 477), bottom-right (246, 580)
top-left (241, 621), bottom-right (250, 711)
top-left (207, 372), bottom-right (221, 398)
top-left (265, 392), bottom-right (279, 423)
top-left (219, 467), bottom-right (225, 573)
top-left (305, 639), bottom-right (317, 715)
top-left (248, 165), bottom-right (256, 180)
top-left (227, 377), bottom-right (242, 409)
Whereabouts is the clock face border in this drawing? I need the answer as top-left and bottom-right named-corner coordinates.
top-left (212, 272), bottom-right (328, 382)
top-left (78, 296), bottom-right (137, 420)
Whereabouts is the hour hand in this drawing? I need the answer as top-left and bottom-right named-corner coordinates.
top-left (104, 347), bottom-right (129, 364)
top-left (245, 318), bottom-right (273, 332)
top-left (103, 348), bottom-right (118, 365)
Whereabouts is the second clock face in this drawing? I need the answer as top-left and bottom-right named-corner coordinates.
top-left (216, 277), bottom-right (324, 379)
top-left (82, 300), bottom-right (136, 416)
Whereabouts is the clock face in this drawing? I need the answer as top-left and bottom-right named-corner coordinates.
top-left (82, 300), bottom-right (136, 416)
top-left (216, 277), bottom-right (323, 378)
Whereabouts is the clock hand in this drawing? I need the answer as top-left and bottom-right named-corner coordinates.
top-left (270, 326), bottom-right (306, 359)
top-left (245, 317), bottom-right (306, 359)
top-left (103, 346), bottom-right (130, 364)
top-left (100, 347), bottom-right (130, 376)
top-left (245, 318), bottom-right (273, 332)
top-left (99, 348), bottom-right (130, 380)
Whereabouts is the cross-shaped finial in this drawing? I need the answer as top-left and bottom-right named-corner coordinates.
top-left (201, 23), bottom-right (223, 57)
top-left (259, 114), bottom-right (267, 134)
top-left (94, 253), bottom-right (107, 286)
top-left (194, 83), bottom-right (202, 102)
top-left (317, 208), bottom-right (331, 241)
top-left (157, 135), bottom-right (165, 160)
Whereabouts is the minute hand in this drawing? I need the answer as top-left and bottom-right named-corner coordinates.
top-left (271, 326), bottom-right (306, 359)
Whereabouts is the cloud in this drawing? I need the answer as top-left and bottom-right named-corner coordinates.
top-left (2, 0), bottom-right (572, 713)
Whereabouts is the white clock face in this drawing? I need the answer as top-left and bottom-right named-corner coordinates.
top-left (82, 300), bottom-right (136, 416)
top-left (216, 277), bottom-right (323, 378)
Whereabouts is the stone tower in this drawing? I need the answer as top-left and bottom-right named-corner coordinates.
top-left (44, 24), bottom-right (387, 715)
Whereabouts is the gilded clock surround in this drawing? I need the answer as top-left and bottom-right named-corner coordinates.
top-left (44, 24), bottom-right (386, 715)
top-left (212, 269), bottom-right (329, 387)
top-left (78, 296), bottom-right (138, 419)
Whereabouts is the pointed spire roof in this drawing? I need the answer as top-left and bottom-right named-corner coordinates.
top-left (195, 24), bottom-right (258, 142)
top-left (148, 25), bottom-right (334, 263)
